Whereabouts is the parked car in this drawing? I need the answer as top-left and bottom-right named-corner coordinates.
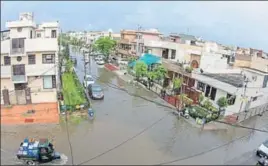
top-left (83, 75), bottom-right (95, 88)
top-left (88, 84), bottom-right (104, 100)
top-left (257, 140), bottom-right (268, 158)
top-left (96, 59), bottom-right (105, 65)
top-left (94, 55), bottom-right (103, 61)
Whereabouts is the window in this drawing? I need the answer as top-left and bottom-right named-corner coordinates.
top-left (4, 56), bottom-right (11, 65)
top-left (30, 30), bottom-right (33, 39)
top-left (17, 27), bottom-right (22, 32)
top-left (11, 38), bottom-right (25, 54)
top-left (42, 54), bottom-right (55, 64)
top-left (252, 96), bottom-right (258, 101)
top-left (171, 50), bottom-right (176, 59)
top-left (43, 75), bottom-right (55, 89)
top-left (36, 33), bottom-right (41, 38)
top-left (197, 81), bottom-right (205, 92)
top-left (28, 55), bottom-right (36, 64)
top-left (51, 30), bottom-right (57, 38)
top-left (13, 64), bottom-right (25, 75)
top-left (210, 87), bottom-right (217, 101)
top-left (227, 93), bottom-right (236, 105)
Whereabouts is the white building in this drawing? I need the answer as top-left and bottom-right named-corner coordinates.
top-left (192, 67), bottom-right (268, 117)
top-left (1, 12), bottom-right (60, 105)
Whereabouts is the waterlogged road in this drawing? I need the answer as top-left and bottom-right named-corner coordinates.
top-left (1, 53), bottom-right (268, 165)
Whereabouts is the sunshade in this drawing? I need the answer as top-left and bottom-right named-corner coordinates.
top-left (128, 53), bottom-right (161, 67)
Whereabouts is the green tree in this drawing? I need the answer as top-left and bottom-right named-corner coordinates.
top-left (198, 93), bottom-right (205, 105)
top-left (134, 61), bottom-right (148, 80)
top-left (147, 71), bottom-right (157, 89)
top-left (154, 64), bottom-right (167, 81)
top-left (65, 59), bottom-right (74, 73)
top-left (203, 98), bottom-right (213, 110)
top-left (93, 37), bottom-right (116, 60)
top-left (217, 97), bottom-right (228, 109)
top-left (172, 77), bottom-right (183, 94)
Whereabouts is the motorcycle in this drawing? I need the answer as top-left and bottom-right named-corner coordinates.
top-left (178, 109), bottom-right (189, 119)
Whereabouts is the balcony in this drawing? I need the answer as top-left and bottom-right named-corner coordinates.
top-left (1, 40), bottom-right (9, 54)
top-left (162, 59), bottom-right (192, 77)
top-left (11, 48), bottom-right (25, 55)
top-left (26, 64), bottom-right (56, 76)
top-left (118, 39), bottom-right (131, 45)
top-left (12, 75), bottom-right (27, 83)
top-left (25, 38), bottom-right (58, 52)
top-left (117, 48), bottom-right (131, 55)
top-left (1, 66), bottom-right (11, 78)
top-left (6, 20), bottom-right (36, 28)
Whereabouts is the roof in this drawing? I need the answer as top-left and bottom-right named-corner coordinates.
top-left (202, 73), bottom-right (244, 88)
top-left (170, 33), bottom-right (197, 41)
top-left (128, 53), bottom-right (161, 67)
top-left (242, 67), bottom-right (268, 75)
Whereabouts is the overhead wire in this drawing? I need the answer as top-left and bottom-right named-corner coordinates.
top-left (155, 123), bottom-right (268, 165)
top-left (90, 74), bottom-right (268, 133)
top-left (64, 111), bottom-right (74, 165)
top-left (73, 70), bottom-right (268, 165)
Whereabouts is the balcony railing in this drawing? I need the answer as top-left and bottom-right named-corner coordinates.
top-left (162, 59), bottom-right (192, 77)
top-left (12, 75), bottom-right (26, 83)
top-left (11, 48), bottom-right (25, 54)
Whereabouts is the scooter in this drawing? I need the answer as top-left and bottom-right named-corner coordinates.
top-left (257, 157), bottom-right (268, 166)
top-left (178, 109), bottom-right (189, 119)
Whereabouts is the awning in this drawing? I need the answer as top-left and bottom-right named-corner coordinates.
top-left (128, 53), bottom-right (161, 67)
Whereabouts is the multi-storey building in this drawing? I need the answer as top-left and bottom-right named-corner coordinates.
top-left (1, 12), bottom-right (60, 106)
top-left (116, 29), bottom-right (162, 57)
top-left (234, 47), bottom-right (268, 73)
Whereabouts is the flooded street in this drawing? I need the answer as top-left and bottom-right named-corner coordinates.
top-left (1, 53), bottom-right (268, 165)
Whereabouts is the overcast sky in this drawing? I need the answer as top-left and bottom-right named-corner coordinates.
top-left (1, 1), bottom-right (268, 51)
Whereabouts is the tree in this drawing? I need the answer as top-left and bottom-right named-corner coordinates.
top-left (134, 61), bottom-right (148, 81)
top-left (154, 64), bottom-right (167, 82)
top-left (198, 93), bottom-right (205, 105)
top-left (93, 37), bottom-right (116, 60)
top-left (147, 71), bottom-right (157, 89)
top-left (217, 97), bottom-right (228, 109)
top-left (172, 77), bottom-right (182, 95)
top-left (65, 59), bottom-right (74, 73)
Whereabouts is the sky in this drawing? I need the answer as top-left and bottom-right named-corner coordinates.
top-left (1, 1), bottom-right (268, 51)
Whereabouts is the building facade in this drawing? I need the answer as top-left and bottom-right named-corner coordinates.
top-left (1, 12), bottom-right (60, 105)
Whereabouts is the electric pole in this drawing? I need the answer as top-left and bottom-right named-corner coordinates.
top-left (236, 76), bottom-right (250, 121)
top-left (136, 25), bottom-right (142, 57)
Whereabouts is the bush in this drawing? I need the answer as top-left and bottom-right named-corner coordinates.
top-left (185, 66), bottom-right (193, 73)
top-left (217, 97), bottom-right (228, 108)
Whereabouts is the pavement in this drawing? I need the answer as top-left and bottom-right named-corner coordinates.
top-left (1, 54), bottom-right (267, 165)
top-left (1, 102), bottom-right (59, 125)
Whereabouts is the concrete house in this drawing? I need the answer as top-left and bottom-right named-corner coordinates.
top-left (1, 12), bottom-right (60, 106)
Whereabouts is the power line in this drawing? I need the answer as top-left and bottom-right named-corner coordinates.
top-left (64, 112), bottom-right (74, 165)
top-left (77, 114), bottom-right (168, 165)
top-left (155, 123), bottom-right (268, 165)
top-left (72, 73), bottom-right (268, 165)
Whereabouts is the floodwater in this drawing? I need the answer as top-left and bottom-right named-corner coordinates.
top-left (1, 52), bottom-right (268, 165)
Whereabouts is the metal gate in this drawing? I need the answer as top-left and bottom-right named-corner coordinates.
top-left (15, 90), bottom-right (26, 105)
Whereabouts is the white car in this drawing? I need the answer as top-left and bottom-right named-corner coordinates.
top-left (96, 59), bottom-right (105, 65)
top-left (257, 140), bottom-right (268, 158)
top-left (83, 75), bottom-right (95, 88)
top-left (95, 56), bottom-right (103, 61)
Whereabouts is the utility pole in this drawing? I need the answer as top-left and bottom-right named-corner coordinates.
top-left (136, 25), bottom-right (142, 57)
top-left (83, 50), bottom-right (87, 79)
top-left (236, 76), bottom-right (250, 121)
